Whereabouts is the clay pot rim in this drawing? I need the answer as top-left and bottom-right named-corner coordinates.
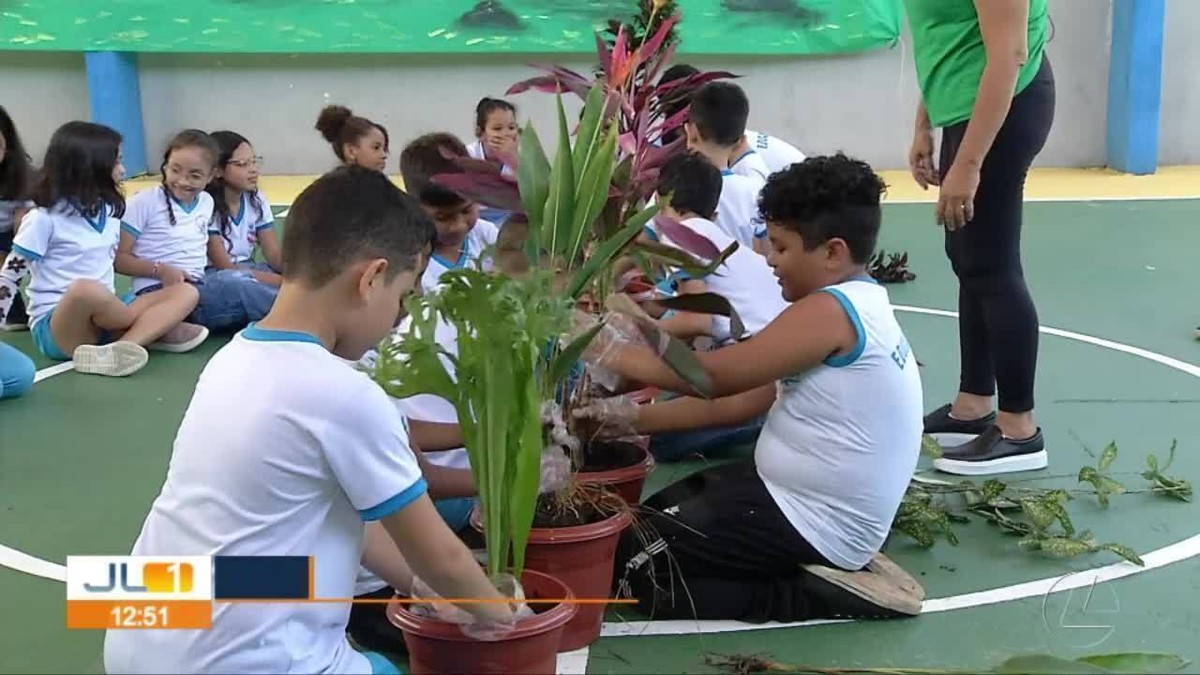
top-left (575, 440), bottom-right (655, 483)
top-left (386, 568), bottom-right (578, 642)
top-left (470, 492), bottom-right (634, 544)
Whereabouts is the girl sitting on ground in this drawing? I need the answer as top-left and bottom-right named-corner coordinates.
top-left (118, 129), bottom-right (276, 335)
top-left (0, 121), bottom-right (203, 377)
top-left (205, 131), bottom-right (280, 284)
top-left (573, 154), bottom-right (926, 623)
top-left (315, 104), bottom-right (390, 173)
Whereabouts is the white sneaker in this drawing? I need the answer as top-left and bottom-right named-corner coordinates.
top-left (148, 322), bottom-right (209, 353)
top-left (72, 341), bottom-right (149, 377)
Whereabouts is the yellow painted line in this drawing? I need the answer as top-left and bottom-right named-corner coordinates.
top-left (122, 166), bottom-right (1200, 206)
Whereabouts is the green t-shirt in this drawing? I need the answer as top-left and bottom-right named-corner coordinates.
top-left (904, 0), bottom-right (1050, 128)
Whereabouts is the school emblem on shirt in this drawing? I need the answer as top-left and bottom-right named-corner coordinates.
top-left (891, 336), bottom-right (912, 370)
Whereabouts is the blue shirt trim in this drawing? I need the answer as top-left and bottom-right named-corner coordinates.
top-left (242, 322), bottom-right (323, 346)
top-left (168, 189), bottom-right (200, 214)
top-left (359, 478), bottom-right (429, 521)
top-left (232, 192), bottom-right (246, 227)
top-left (821, 287), bottom-right (866, 367)
top-left (731, 149), bottom-right (756, 167)
top-left (121, 222), bottom-right (141, 238)
top-left (11, 244), bottom-right (41, 261)
top-left (431, 240), bottom-right (469, 270)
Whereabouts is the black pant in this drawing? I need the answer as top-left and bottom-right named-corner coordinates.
top-left (613, 461), bottom-right (846, 623)
top-left (939, 56), bottom-right (1056, 414)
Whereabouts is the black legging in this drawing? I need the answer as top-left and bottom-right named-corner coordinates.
top-left (939, 56), bottom-right (1056, 415)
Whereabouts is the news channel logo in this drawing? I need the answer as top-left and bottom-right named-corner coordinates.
top-left (1041, 570), bottom-right (1121, 649)
top-left (66, 556), bottom-right (213, 601)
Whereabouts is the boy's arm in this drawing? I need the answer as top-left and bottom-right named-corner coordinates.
top-left (329, 394), bottom-right (511, 626)
top-left (412, 447), bottom-right (476, 499)
top-left (596, 289), bottom-right (857, 398)
top-left (409, 419), bottom-right (465, 452)
top-left (636, 384), bottom-right (776, 434)
top-left (360, 521), bottom-right (416, 591)
top-left (379, 496), bottom-right (511, 624)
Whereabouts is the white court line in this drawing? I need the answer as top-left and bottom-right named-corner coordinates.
top-left (32, 361), bottom-right (74, 382)
top-left (5, 305), bottom-right (1199, 652)
top-left (555, 647), bottom-right (591, 675)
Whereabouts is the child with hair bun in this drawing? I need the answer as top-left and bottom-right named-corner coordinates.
top-left (315, 105), bottom-right (390, 172)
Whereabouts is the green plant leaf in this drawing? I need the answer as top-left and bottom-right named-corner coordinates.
top-left (920, 435), bottom-right (943, 458)
top-left (993, 655), bottom-right (1110, 674)
top-left (1097, 543), bottom-right (1144, 566)
top-left (1019, 498), bottom-right (1056, 533)
top-left (550, 320), bottom-right (605, 386)
top-left (1098, 441), bottom-right (1118, 472)
top-left (543, 90), bottom-right (577, 262)
top-left (572, 82), bottom-right (609, 188)
top-left (566, 202), bottom-right (658, 300)
top-left (1075, 652), bottom-right (1191, 672)
top-left (654, 292), bottom-right (746, 339)
top-left (567, 124), bottom-right (619, 264)
top-left (981, 479), bottom-right (1008, 502)
top-left (657, 327), bottom-right (715, 398)
top-left (516, 123), bottom-right (551, 258)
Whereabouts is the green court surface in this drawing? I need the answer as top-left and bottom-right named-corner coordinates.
top-left (1, 199), bottom-right (1198, 674)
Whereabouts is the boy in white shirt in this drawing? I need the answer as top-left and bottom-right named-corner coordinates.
top-left (103, 166), bottom-right (515, 675)
top-left (398, 132), bottom-right (499, 294)
top-left (574, 154), bottom-right (925, 624)
top-left (683, 82), bottom-right (765, 250)
top-left (637, 152), bottom-right (789, 462)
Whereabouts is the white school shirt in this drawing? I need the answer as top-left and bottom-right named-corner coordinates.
top-left (208, 191), bottom-right (274, 265)
top-left (645, 216), bottom-right (788, 344)
top-left (9, 202), bottom-right (122, 328)
top-left (103, 325), bottom-right (427, 675)
top-left (715, 171), bottom-right (765, 249)
top-left (754, 277), bottom-right (923, 570)
top-left (123, 187), bottom-right (213, 293)
top-left (420, 219), bottom-right (500, 294)
top-left (743, 129), bottom-right (806, 175)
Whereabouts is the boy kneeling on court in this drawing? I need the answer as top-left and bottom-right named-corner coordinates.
top-left (104, 166), bottom-right (516, 675)
top-left (573, 155), bottom-right (926, 622)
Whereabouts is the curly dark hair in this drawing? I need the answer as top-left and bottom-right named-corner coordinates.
top-left (757, 153), bottom-right (886, 264)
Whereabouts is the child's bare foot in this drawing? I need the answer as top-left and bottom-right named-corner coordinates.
top-left (148, 322), bottom-right (209, 353)
top-left (72, 341), bottom-right (149, 377)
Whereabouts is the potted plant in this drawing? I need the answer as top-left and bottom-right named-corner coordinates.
top-left (387, 3), bottom-right (750, 653)
top-left (441, 2), bottom-right (742, 507)
top-left (373, 267), bottom-right (581, 674)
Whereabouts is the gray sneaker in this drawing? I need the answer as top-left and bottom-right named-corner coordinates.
top-left (72, 341), bottom-right (149, 377)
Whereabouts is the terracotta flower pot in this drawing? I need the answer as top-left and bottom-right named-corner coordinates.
top-left (471, 499), bottom-right (633, 652)
top-left (387, 568), bottom-right (577, 675)
top-left (576, 439), bottom-right (656, 505)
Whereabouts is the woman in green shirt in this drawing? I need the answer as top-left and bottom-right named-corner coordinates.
top-left (903, 0), bottom-right (1055, 476)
